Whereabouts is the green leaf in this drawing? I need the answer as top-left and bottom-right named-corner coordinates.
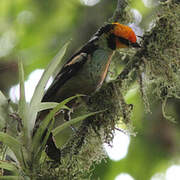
top-left (52, 110), bottom-right (103, 136)
top-left (0, 91), bottom-right (9, 129)
top-left (35, 102), bottom-right (70, 112)
top-left (32, 95), bottom-right (80, 162)
top-left (0, 176), bottom-right (20, 180)
top-left (18, 59), bottom-right (26, 120)
top-left (29, 42), bottom-right (69, 132)
top-left (0, 91), bottom-right (17, 136)
top-left (0, 161), bottom-right (19, 175)
top-left (0, 133), bottom-right (22, 166)
top-left (18, 59), bottom-right (29, 141)
top-left (33, 118), bottom-right (55, 163)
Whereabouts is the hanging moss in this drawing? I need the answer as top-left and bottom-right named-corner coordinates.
top-left (140, 2), bottom-right (180, 120)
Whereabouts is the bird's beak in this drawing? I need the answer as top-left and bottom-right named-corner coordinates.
top-left (116, 36), bottom-right (141, 48)
top-left (131, 42), bottom-right (141, 48)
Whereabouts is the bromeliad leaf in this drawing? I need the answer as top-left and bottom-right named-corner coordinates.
top-left (0, 91), bottom-right (17, 136)
top-left (0, 91), bottom-right (9, 130)
top-left (0, 176), bottom-right (20, 180)
top-left (29, 42), bottom-right (69, 132)
top-left (33, 118), bottom-right (55, 163)
top-left (18, 59), bottom-right (29, 141)
top-left (18, 59), bottom-right (26, 122)
top-left (36, 102), bottom-right (70, 112)
top-left (32, 95), bottom-right (81, 161)
top-left (0, 160), bottom-right (19, 175)
top-left (0, 133), bottom-right (23, 166)
top-left (52, 110), bottom-right (104, 136)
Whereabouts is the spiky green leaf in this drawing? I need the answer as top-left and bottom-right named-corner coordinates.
top-left (36, 102), bottom-right (70, 112)
top-left (0, 133), bottom-right (22, 165)
top-left (52, 110), bottom-right (103, 136)
top-left (32, 95), bottom-right (80, 162)
top-left (18, 59), bottom-right (30, 142)
top-left (0, 161), bottom-right (19, 175)
top-left (29, 42), bottom-right (69, 132)
top-left (0, 176), bottom-right (20, 180)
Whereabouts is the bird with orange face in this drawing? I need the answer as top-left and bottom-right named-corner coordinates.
top-left (42, 23), bottom-right (140, 103)
top-left (35, 22), bottom-right (140, 161)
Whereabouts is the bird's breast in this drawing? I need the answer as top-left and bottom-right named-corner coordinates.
top-left (55, 48), bottom-right (114, 101)
top-left (86, 48), bottom-right (114, 90)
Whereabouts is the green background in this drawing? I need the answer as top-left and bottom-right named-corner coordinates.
top-left (0, 0), bottom-right (180, 179)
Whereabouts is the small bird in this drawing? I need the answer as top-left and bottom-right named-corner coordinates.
top-left (36, 22), bottom-right (140, 161)
top-left (42, 23), bottom-right (140, 103)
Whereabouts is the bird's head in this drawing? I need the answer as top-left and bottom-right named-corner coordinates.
top-left (96, 22), bottom-right (140, 50)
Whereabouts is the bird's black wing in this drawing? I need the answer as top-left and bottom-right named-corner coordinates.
top-left (42, 53), bottom-right (88, 102)
top-left (42, 23), bottom-right (118, 103)
top-left (42, 39), bottom-right (98, 102)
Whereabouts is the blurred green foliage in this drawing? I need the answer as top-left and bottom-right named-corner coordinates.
top-left (0, 0), bottom-right (180, 179)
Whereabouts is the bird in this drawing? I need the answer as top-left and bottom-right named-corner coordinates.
top-left (35, 22), bottom-right (140, 161)
top-left (42, 22), bottom-right (140, 103)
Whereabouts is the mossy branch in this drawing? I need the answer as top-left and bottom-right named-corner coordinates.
top-left (55, 1), bottom-right (180, 179)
